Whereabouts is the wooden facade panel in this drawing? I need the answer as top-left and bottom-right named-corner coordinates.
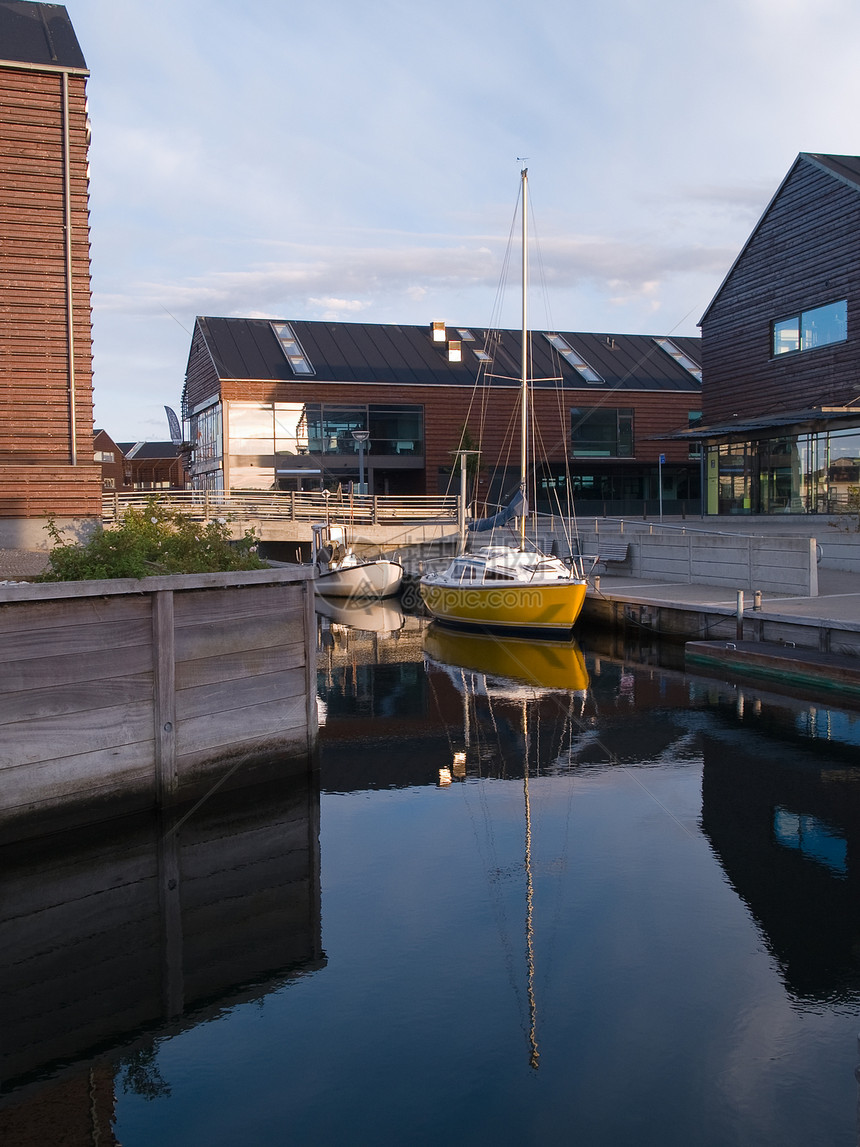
top-left (0, 62), bottom-right (95, 517)
top-left (0, 464), bottom-right (102, 516)
top-left (703, 158), bottom-right (860, 424)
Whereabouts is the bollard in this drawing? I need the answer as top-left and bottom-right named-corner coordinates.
top-left (753, 590), bottom-right (762, 611)
top-left (594, 575), bottom-right (600, 593)
top-left (736, 590), bottom-right (744, 641)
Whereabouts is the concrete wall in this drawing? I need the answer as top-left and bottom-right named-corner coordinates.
top-left (577, 530), bottom-right (819, 596)
top-left (0, 567), bottom-right (317, 842)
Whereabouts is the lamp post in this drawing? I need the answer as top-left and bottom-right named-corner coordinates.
top-left (352, 430), bottom-right (370, 494)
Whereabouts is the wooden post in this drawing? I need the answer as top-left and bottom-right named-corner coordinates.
top-left (152, 590), bottom-right (177, 803)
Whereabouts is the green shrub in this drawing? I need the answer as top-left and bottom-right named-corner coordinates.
top-left (37, 499), bottom-right (268, 582)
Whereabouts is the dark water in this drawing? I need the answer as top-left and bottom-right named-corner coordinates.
top-left (3, 609), bottom-right (860, 1146)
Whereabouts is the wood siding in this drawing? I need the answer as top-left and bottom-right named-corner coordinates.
top-left (702, 158), bottom-right (860, 424)
top-left (0, 64), bottom-right (100, 516)
top-left (0, 570), bottom-right (317, 841)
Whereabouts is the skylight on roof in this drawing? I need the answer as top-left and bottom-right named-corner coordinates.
top-left (457, 328), bottom-right (475, 341)
top-left (654, 337), bottom-right (702, 382)
top-left (473, 349), bottom-right (492, 362)
top-left (544, 333), bottom-right (603, 384)
top-left (271, 322), bottom-right (314, 375)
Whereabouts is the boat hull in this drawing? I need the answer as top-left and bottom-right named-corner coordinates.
top-left (419, 577), bottom-right (586, 634)
top-left (315, 560), bottom-right (403, 599)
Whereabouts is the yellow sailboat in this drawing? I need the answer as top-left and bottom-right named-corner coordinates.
top-left (419, 168), bottom-right (587, 635)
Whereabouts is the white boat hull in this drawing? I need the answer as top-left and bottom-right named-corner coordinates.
top-left (315, 559), bottom-right (403, 599)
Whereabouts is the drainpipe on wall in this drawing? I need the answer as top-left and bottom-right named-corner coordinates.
top-left (61, 71), bottom-right (77, 465)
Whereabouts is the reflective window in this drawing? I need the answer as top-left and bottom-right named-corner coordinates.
top-left (772, 300), bottom-right (846, 355)
top-left (271, 322), bottom-right (314, 374)
top-left (570, 408), bottom-right (633, 457)
top-left (654, 338), bottom-right (702, 382)
top-left (546, 334), bottom-right (604, 384)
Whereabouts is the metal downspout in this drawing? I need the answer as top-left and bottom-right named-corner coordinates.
top-left (61, 70), bottom-right (77, 465)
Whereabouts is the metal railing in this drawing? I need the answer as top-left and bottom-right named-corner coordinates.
top-left (102, 490), bottom-right (460, 526)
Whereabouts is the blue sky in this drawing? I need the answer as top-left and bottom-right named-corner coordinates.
top-left (68, 0), bottom-right (860, 439)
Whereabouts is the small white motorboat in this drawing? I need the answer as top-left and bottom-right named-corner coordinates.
top-left (311, 522), bottom-right (403, 599)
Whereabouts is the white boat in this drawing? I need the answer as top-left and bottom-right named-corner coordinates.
top-left (311, 522), bottom-right (403, 599)
top-left (420, 168), bottom-right (587, 635)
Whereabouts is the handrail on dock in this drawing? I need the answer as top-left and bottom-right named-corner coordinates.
top-left (102, 490), bottom-right (460, 526)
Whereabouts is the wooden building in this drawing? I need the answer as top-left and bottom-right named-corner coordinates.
top-left (0, 2), bottom-right (101, 546)
top-left (182, 317), bottom-right (702, 516)
top-left (698, 153), bottom-right (860, 515)
top-left (115, 440), bottom-right (188, 490)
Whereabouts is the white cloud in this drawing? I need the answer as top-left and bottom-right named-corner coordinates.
top-left (65, 0), bottom-right (860, 435)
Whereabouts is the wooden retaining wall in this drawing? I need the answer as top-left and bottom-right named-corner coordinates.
top-left (0, 567), bottom-right (317, 842)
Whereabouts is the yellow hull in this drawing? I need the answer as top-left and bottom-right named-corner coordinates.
top-left (425, 626), bottom-right (588, 692)
top-left (419, 578), bottom-right (586, 633)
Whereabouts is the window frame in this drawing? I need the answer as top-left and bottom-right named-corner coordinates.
top-left (771, 299), bottom-right (847, 358)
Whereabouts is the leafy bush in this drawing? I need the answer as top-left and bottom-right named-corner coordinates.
top-left (37, 499), bottom-right (268, 582)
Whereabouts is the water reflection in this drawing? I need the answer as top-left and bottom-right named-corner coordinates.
top-left (0, 771), bottom-right (321, 1141)
top-left (6, 606), bottom-right (860, 1144)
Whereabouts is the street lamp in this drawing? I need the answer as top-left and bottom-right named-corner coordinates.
top-left (352, 430), bottom-right (370, 494)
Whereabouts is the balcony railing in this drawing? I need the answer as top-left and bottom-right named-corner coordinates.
top-left (102, 490), bottom-right (459, 525)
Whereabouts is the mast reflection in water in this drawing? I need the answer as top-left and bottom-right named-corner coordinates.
top-left (4, 603), bottom-right (860, 1145)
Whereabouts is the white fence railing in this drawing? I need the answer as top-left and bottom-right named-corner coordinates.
top-left (102, 490), bottom-right (460, 526)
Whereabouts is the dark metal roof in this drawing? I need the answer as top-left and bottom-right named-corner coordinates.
top-left (660, 406), bottom-right (860, 443)
top-left (193, 317), bottom-right (702, 395)
top-left (116, 441), bottom-right (182, 460)
top-left (0, 2), bottom-right (86, 69)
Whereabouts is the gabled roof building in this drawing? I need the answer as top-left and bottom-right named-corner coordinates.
top-left (182, 316), bottom-right (702, 514)
top-left (698, 153), bottom-right (860, 515)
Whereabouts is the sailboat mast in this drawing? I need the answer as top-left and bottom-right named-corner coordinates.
top-left (519, 166), bottom-right (528, 551)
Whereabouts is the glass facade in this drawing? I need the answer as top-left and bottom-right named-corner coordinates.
top-left (570, 407), bottom-right (634, 457)
top-left (708, 426), bottom-right (860, 514)
top-left (190, 400), bottom-right (423, 493)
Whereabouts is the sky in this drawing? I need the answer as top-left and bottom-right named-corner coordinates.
top-left (65, 0), bottom-right (860, 440)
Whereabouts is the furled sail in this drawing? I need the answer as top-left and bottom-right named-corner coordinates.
top-left (469, 486), bottom-right (528, 533)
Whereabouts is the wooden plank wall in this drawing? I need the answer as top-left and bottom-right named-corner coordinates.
top-left (0, 572), bottom-right (317, 840)
top-left (0, 64), bottom-right (100, 514)
top-left (703, 158), bottom-right (860, 424)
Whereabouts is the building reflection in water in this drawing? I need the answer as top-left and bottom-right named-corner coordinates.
top-left (0, 767), bottom-right (322, 1143)
top-left (696, 684), bottom-right (860, 1004)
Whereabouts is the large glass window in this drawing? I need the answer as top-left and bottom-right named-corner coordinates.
top-left (570, 408), bottom-right (633, 457)
top-left (772, 299), bottom-right (847, 356)
top-left (305, 404), bottom-right (423, 455)
top-left (192, 404), bottom-right (222, 464)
